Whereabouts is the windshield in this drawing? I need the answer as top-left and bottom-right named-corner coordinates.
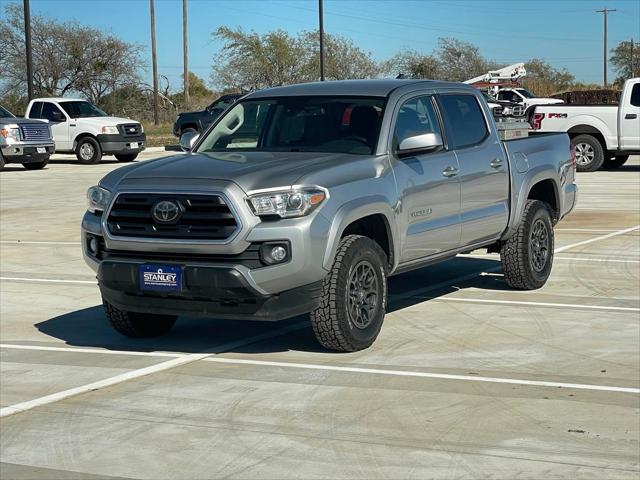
top-left (0, 105), bottom-right (15, 118)
top-left (516, 88), bottom-right (535, 98)
top-left (59, 101), bottom-right (107, 118)
top-left (196, 96), bottom-right (385, 156)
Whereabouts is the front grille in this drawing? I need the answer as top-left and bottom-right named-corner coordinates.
top-left (107, 193), bottom-right (238, 240)
top-left (20, 124), bottom-right (50, 141)
top-left (119, 123), bottom-right (142, 136)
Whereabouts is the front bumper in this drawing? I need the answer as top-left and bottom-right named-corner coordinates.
top-left (96, 133), bottom-right (146, 154)
top-left (1, 143), bottom-right (55, 163)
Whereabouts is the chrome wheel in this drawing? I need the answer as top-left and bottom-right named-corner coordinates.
top-left (79, 142), bottom-right (95, 161)
top-left (574, 142), bottom-right (594, 166)
top-left (529, 219), bottom-right (550, 272)
top-left (347, 260), bottom-right (379, 329)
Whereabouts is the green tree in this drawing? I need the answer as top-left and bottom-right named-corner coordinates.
top-left (435, 38), bottom-right (494, 82)
top-left (382, 50), bottom-right (441, 79)
top-left (521, 58), bottom-right (575, 96)
top-left (0, 3), bottom-right (143, 103)
top-left (610, 40), bottom-right (640, 85)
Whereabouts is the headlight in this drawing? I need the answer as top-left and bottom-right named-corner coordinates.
top-left (101, 126), bottom-right (119, 134)
top-left (247, 187), bottom-right (327, 218)
top-left (0, 126), bottom-right (21, 142)
top-left (87, 186), bottom-right (112, 213)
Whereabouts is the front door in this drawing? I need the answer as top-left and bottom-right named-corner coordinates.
top-left (390, 95), bottom-right (461, 264)
top-left (438, 93), bottom-right (509, 246)
top-left (621, 81), bottom-right (640, 150)
top-left (41, 102), bottom-right (70, 150)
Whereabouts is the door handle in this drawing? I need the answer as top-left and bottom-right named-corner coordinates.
top-left (442, 166), bottom-right (459, 178)
top-left (625, 113), bottom-right (637, 120)
top-left (490, 158), bottom-right (503, 168)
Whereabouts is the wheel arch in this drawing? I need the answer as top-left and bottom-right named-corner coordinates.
top-left (567, 124), bottom-right (608, 151)
top-left (73, 132), bottom-right (100, 151)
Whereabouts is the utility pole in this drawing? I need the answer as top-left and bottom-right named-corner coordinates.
top-left (23, 0), bottom-right (34, 101)
top-left (631, 38), bottom-right (635, 78)
top-left (150, 0), bottom-right (159, 125)
top-left (183, 0), bottom-right (189, 108)
top-left (596, 8), bottom-right (616, 87)
top-left (318, 0), bottom-right (325, 81)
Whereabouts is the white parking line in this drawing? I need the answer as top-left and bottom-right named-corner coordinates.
top-left (201, 357), bottom-right (640, 394)
top-left (462, 254), bottom-right (640, 264)
top-left (0, 277), bottom-right (95, 285)
top-left (0, 240), bottom-right (81, 245)
top-left (555, 225), bottom-right (640, 253)
top-left (0, 321), bottom-right (307, 418)
top-left (2, 343), bottom-right (637, 396)
top-left (433, 297), bottom-right (639, 313)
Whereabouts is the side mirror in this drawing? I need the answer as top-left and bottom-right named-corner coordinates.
top-left (397, 132), bottom-right (443, 156)
top-left (179, 130), bottom-right (200, 151)
top-left (52, 111), bottom-right (65, 122)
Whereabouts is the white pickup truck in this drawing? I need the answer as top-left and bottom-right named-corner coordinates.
top-left (25, 98), bottom-right (146, 164)
top-left (495, 87), bottom-right (564, 117)
top-left (530, 78), bottom-right (640, 171)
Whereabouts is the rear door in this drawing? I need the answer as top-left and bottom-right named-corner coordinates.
top-left (390, 94), bottom-right (462, 263)
top-left (438, 93), bottom-right (509, 246)
top-left (620, 81), bottom-right (640, 150)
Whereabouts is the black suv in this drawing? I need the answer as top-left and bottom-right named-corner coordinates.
top-left (172, 94), bottom-right (242, 137)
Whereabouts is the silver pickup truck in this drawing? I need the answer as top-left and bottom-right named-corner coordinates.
top-left (82, 79), bottom-right (577, 351)
top-left (0, 105), bottom-right (55, 171)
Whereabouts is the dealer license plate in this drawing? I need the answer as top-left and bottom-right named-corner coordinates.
top-left (139, 264), bottom-right (182, 292)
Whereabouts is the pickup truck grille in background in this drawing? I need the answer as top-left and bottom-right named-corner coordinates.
top-left (119, 124), bottom-right (142, 136)
top-left (20, 124), bottom-right (50, 141)
top-left (107, 193), bottom-right (238, 240)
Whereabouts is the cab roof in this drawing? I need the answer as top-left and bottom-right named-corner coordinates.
top-left (245, 79), bottom-right (470, 99)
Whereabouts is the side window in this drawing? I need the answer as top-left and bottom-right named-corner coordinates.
top-left (393, 96), bottom-right (441, 149)
top-left (438, 94), bottom-right (489, 149)
top-left (630, 83), bottom-right (640, 107)
top-left (41, 103), bottom-right (64, 122)
top-left (29, 101), bottom-right (44, 119)
top-left (497, 91), bottom-right (511, 101)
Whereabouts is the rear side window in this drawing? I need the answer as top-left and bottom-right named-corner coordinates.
top-left (438, 94), bottom-right (489, 149)
top-left (630, 83), bottom-right (640, 107)
top-left (29, 101), bottom-right (44, 119)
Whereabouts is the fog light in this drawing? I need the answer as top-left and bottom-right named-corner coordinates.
top-left (271, 245), bottom-right (287, 262)
top-left (87, 235), bottom-right (100, 256)
top-left (259, 242), bottom-right (290, 266)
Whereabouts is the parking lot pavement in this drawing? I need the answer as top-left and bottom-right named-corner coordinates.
top-left (1, 156), bottom-right (639, 479)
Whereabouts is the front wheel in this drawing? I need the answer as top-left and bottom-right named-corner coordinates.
top-left (310, 235), bottom-right (388, 352)
top-left (604, 154), bottom-right (629, 170)
top-left (103, 300), bottom-right (177, 338)
top-left (23, 159), bottom-right (48, 170)
top-left (76, 137), bottom-right (102, 164)
top-left (115, 153), bottom-right (138, 162)
top-left (501, 199), bottom-right (554, 290)
top-left (571, 134), bottom-right (604, 172)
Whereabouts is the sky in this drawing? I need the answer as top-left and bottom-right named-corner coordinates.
top-left (5, 0), bottom-right (640, 90)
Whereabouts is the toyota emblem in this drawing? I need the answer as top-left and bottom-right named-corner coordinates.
top-left (152, 200), bottom-right (181, 224)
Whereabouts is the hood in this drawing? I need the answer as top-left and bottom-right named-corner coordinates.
top-left (72, 116), bottom-right (139, 127)
top-left (100, 150), bottom-right (356, 193)
top-left (0, 117), bottom-right (49, 126)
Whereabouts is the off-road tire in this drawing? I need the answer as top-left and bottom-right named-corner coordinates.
top-left (310, 235), bottom-right (388, 352)
top-left (75, 137), bottom-right (102, 164)
top-left (22, 159), bottom-right (48, 170)
top-left (501, 199), bottom-right (554, 290)
top-left (115, 153), bottom-right (138, 162)
top-left (571, 134), bottom-right (604, 172)
top-left (103, 300), bottom-right (177, 338)
top-left (604, 154), bottom-right (629, 170)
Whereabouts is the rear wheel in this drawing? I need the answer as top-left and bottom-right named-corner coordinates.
top-left (115, 153), bottom-right (138, 162)
top-left (22, 159), bottom-right (48, 170)
top-left (604, 154), bottom-right (629, 169)
top-left (310, 235), bottom-right (388, 352)
top-left (501, 199), bottom-right (554, 290)
top-left (76, 137), bottom-right (102, 164)
top-left (103, 300), bottom-right (177, 338)
top-left (571, 134), bottom-right (604, 172)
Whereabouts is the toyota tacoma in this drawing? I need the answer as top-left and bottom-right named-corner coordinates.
top-left (82, 79), bottom-right (576, 351)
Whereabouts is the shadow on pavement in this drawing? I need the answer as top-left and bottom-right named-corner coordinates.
top-left (36, 256), bottom-right (503, 354)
